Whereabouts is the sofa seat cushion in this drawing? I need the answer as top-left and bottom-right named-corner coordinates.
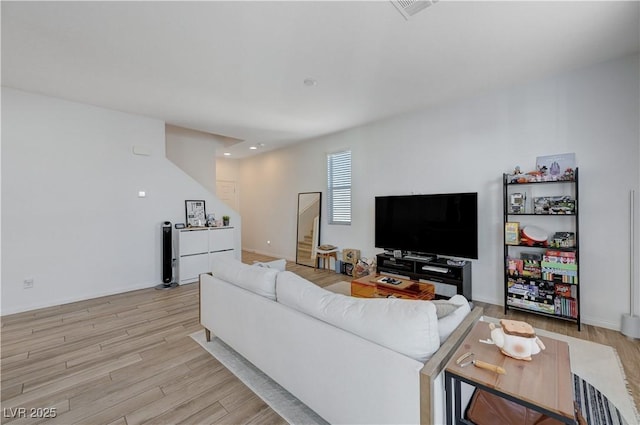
top-left (211, 257), bottom-right (278, 300)
top-left (276, 271), bottom-right (440, 362)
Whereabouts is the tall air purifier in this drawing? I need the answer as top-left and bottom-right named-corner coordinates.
top-left (156, 221), bottom-right (178, 290)
top-left (622, 191), bottom-right (640, 338)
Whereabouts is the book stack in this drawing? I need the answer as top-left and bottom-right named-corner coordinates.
top-left (541, 250), bottom-right (578, 284)
top-left (521, 252), bottom-right (542, 279)
top-left (506, 248), bottom-right (577, 318)
top-left (554, 284), bottom-right (578, 318)
top-left (506, 257), bottom-right (523, 276)
top-left (505, 253), bottom-right (541, 279)
top-left (506, 278), bottom-right (555, 314)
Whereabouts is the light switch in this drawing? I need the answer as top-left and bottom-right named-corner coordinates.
top-left (138, 191), bottom-right (146, 198)
top-left (133, 145), bottom-right (151, 156)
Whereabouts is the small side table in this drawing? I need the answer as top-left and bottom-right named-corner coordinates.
top-left (444, 320), bottom-right (575, 424)
top-left (315, 248), bottom-right (338, 270)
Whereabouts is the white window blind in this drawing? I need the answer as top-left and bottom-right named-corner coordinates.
top-left (327, 150), bottom-right (351, 225)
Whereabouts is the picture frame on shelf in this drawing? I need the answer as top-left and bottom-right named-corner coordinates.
top-left (185, 200), bottom-right (206, 227)
top-left (535, 153), bottom-right (576, 180)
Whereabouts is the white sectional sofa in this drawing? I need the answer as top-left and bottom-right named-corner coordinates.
top-left (199, 258), bottom-right (482, 424)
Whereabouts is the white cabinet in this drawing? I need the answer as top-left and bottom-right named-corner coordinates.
top-left (176, 227), bottom-right (236, 284)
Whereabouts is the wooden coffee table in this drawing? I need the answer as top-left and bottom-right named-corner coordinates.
top-left (444, 320), bottom-right (575, 424)
top-left (351, 274), bottom-right (435, 300)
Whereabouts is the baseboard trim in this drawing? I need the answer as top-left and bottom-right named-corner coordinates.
top-left (0, 282), bottom-right (157, 316)
top-left (471, 296), bottom-right (622, 332)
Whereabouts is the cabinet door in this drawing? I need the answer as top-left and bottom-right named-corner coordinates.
top-left (179, 254), bottom-right (209, 283)
top-left (179, 229), bottom-right (209, 255)
top-left (209, 227), bottom-right (235, 252)
top-left (209, 249), bottom-right (235, 270)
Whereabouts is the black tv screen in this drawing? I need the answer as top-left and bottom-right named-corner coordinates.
top-left (375, 193), bottom-right (478, 259)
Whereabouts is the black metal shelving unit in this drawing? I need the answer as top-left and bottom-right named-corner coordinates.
top-left (502, 168), bottom-right (580, 330)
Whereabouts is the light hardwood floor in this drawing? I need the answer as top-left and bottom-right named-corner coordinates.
top-left (1, 251), bottom-right (638, 424)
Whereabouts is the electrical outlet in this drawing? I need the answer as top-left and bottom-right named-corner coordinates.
top-left (23, 279), bottom-right (34, 289)
top-left (267, 240), bottom-right (271, 245)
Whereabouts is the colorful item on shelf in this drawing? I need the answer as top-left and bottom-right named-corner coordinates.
top-left (506, 257), bottom-right (523, 276)
top-left (505, 222), bottom-right (520, 245)
top-left (549, 232), bottom-right (575, 248)
top-left (509, 193), bottom-right (526, 213)
top-left (542, 250), bottom-right (578, 284)
top-left (533, 196), bottom-right (576, 214)
top-left (521, 225), bottom-right (547, 242)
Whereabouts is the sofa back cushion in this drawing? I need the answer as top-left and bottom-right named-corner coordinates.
top-left (211, 257), bottom-right (278, 300)
top-left (276, 271), bottom-right (440, 362)
top-left (253, 258), bottom-right (287, 272)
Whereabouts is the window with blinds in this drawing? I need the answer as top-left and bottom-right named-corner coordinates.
top-left (327, 150), bottom-right (352, 225)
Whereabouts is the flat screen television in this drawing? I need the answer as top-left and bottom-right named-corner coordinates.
top-left (375, 192), bottom-right (478, 259)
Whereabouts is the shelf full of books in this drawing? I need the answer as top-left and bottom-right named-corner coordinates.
top-left (502, 164), bottom-right (580, 330)
top-left (506, 249), bottom-right (577, 319)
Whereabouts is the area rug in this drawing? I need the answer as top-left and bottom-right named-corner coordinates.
top-left (190, 330), bottom-right (328, 425)
top-left (191, 321), bottom-right (638, 425)
top-left (574, 374), bottom-right (630, 425)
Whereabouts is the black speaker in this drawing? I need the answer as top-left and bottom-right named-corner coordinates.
top-left (156, 221), bottom-right (177, 290)
top-left (162, 221), bottom-right (172, 283)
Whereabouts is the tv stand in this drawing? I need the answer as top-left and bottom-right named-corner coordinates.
top-left (376, 253), bottom-right (472, 300)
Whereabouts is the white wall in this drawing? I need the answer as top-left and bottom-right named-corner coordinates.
top-left (216, 158), bottom-right (240, 182)
top-left (1, 88), bottom-right (240, 315)
top-left (239, 54), bottom-right (640, 330)
top-left (166, 124), bottom-right (221, 194)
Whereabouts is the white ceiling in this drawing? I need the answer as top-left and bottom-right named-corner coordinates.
top-left (2, 1), bottom-right (639, 158)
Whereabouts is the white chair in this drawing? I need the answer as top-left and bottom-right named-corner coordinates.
top-left (315, 246), bottom-right (339, 271)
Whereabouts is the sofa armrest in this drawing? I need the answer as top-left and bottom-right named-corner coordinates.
top-left (419, 306), bottom-right (483, 424)
top-left (199, 272), bottom-right (214, 341)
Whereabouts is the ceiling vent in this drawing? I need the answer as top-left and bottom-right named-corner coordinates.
top-left (390, 0), bottom-right (438, 20)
